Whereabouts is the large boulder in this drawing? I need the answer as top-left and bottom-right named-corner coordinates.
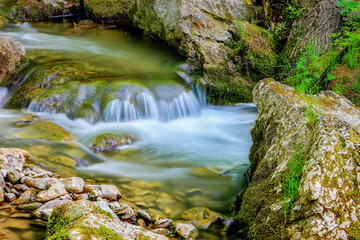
top-left (234, 79), bottom-right (360, 239)
top-left (46, 200), bottom-right (169, 240)
top-left (131, 0), bottom-right (260, 104)
top-left (14, 0), bottom-right (80, 22)
top-left (0, 37), bottom-right (26, 84)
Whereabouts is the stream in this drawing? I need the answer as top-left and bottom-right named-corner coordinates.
top-left (0, 14), bottom-right (257, 240)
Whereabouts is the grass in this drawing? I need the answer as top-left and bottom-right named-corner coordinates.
top-left (278, 146), bottom-right (304, 219)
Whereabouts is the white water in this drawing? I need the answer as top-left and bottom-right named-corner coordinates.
top-left (0, 87), bottom-right (8, 107)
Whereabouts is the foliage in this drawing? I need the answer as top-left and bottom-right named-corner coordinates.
top-left (279, 146), bottom-right (304, 219)
top-left (287, 0), bottom-right (307, 19)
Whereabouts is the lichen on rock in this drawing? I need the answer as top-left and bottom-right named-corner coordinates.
top-left (234, 79), bottom-right (360, 239)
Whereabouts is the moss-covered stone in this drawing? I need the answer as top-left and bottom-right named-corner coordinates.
top-left (234, 79), bottom-right (360, 239)
top-left (84, 0), bottom-right (134, 25)
top-left (14, 0), bottom-right (79, 22)
top-left (90, 133), bottom-right (133, 153)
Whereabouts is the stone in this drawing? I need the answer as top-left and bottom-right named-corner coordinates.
top-left (100, 184), bottom-right (121, 201)
top-left (6, 168), bottom-right (22, 184)
top-left (235, 79), bottom-right (360, 239)
top-left (94, 200), bottom-right (120, 221)
top-left (181, 207), bottom-right (224, 229)
top-left (0, 37), bottom-right (26, 84)
top-left (82, 184), bottom-right (93, 193)
top-left (60, 177), bottom-right (84, 193)
top-left (88, 189), bottom-right (102, 201)
top-left (23, 177), bottom-right (58, 190)
top-left (14, 184), bottom-right (29, 192)
top-left (32, 199), bottom-right (70, 220)
top-left (155, 219), bottom-right (172, 228)
top-left (174, 222), bottom-right (199, 240)
top-left (90, 133), bottom-right (133, 153)
top-left (47, 200), bottom-right (168, 240)
top-left (4, 193), bottom-right (16, 202)
top-left (116, 203), bottom-right (137, 222)
top-left (36, 182), bottom-right (67, 202)
top-left (73, 193), bottom-right (88, 201)
top-left (13, 188), bottom-right (37, 205)
top-left (137, 209), bottom-right (151, 222)
top-left (152, 228), bottom-right (171, 236)
top-left (137, 218), bottom-right (146, 228)
top-left (17, 202), bottom-right (43, 212)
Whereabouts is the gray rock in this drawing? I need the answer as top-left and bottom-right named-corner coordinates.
top-left (6, 167), bottom-right (22, 184)
top-left (137, 209), bottom-right (151, 222)
top-left (14, 188), bottom-right (37, 205)
top-left (88, 189), bottom-right (102, 201)
top-left (155, 219), bottom-right (172, 228)
top-left (4, 192), bottom-right (16, 202)
top-left (36, 182), bottom-right (67, 202)
top-left (174, 222), bottom-right (199, 240)
top-left (60, 177), bottom-right (84, 193)
top-left (23, 177), bottom-right (58, 190)
top-left (116, 203), bottom-right (137, 222)
top-left (100, 184), bottom-right (121, 201)
top-left (17, 202), bottom-right (43, 212)
top-left (33, 199), bottom-right (70, 219)
top-left (94, 200), bottom-right (120, 221)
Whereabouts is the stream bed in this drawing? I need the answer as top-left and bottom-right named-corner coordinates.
top-left (0, 18), bottom-right (257, 240)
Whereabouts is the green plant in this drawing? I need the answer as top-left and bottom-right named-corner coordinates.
top-left (287, 0), bottom-right (307, 19)
top-left (279, 146), bottom-right (304, 219)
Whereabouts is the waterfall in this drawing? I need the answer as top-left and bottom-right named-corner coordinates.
top-left (29, 84), bottom-right (206, 123)
top-left (104, 87), bottom-right (205, 122)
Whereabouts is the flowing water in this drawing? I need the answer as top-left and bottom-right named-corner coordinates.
top-left (0, 11), bottom-right (257, 240)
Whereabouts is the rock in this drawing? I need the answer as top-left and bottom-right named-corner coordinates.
top-left (82, 184), bottom-right (93, 193)
top-left (6, 167), bottom-right (22, 184)
top-left (0, 148), bottom-right (27, 172)
top-left (60, 177), bottom-right (84, 193)
top-left (4, 193), bottom-right (16, 202)
top-left (130, 0), bottom-right (261, 104)
top-left (46, 200), bottom-right (168, 240)
top-left (0, 188), bottom-right (4, 203)
top-left (17, 121), bottom-right (71, 141)
top-left (100, 184), bottom-right (121, 201)
top-left (14, 0), bottom-right (79, 22)
top-left (235, 79), bottom-right (360, 239)
top-left (14, 184), bottom-right (29, 192)
top-left (0, 37), bottom-right (26, 84)
top-left (90, 133), bottom-right (133, 153)
top-left (17, 202), bottom-right (43, 212)
top-left (88, 189), bottom-right (102, 201)
top-left (137, 209), bottom-right (152, 222)
top-left (115, 203), bottom-right (137, 222)
top-left (36, 182), bottom-right (67, 202)
top-left (24, 177), bottom-right (58, 190)
top-left (152, 228), bottom-right (171, 236)
top-left (155, 219), bottom-right (172, 228)
top-left (73, 193), bottom-right (88, 200)
top-left (94, 200), bottom-right (120, 221)
top-left (174, 222), bottom-right (199, 240)
top-left (14, 188), bottom-right (37, 205)
top-left (84, 0), bottom-right (134, 25)
top-left (33, 199), bottom-right (70, 220)
top-left (181, 207), bottom-right (224, 229)
top-left (137, 218), bottom-right (146, 228)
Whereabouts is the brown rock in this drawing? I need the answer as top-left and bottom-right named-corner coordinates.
top-left (14, 188), bottom-right (37, 205)
top-left (35, 182), bottom-right (67, 202)
top-left (60, 177), bottom-right (84, 193)
top-left (100, 184), bottom-right (121, 201)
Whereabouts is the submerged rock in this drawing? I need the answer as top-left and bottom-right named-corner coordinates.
top-left (90, 133), bottom-right (133, 153)
top-left (17, 121), bottom-right (71, 142)
top-left (0, 36), bottom-right (26, 84)
top-left (181, 207), bottom-right (224, 229)
top-left (174, 222), bottom-right (199, 240)
top-left (235, 79), bottom-right (360, 239)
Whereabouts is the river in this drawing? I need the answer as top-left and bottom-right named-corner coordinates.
top-left (0, 10), bottom-right (257, 240)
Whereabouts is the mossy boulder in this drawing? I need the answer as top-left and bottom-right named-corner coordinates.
top-left (90, 133), bottom-right (133, 153)
top-left (181, 207), bottom-right (225, 230)
top-left (46, 200), bottom-right (168, 240)
top-left (14, 0), bottom-right (80, 22)
top-left (234, 79), bottom-right (360, 239)
top-left (84, 0), bottom-right (134, 25)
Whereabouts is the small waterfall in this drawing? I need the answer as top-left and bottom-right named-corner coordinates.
top-left (104, 87), bottom-right (205, 122)
top-left (29, 83), bottom-right (206, 123)
top-left (0, 88), bottom-right (9, 107)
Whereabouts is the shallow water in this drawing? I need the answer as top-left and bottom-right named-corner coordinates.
top-left (0, 18), bottom-right (257, 240)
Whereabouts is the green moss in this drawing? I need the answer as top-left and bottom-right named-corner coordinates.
top-left (78, 225), bottom-right (123, 240)
top-left (14, 0), bottom-right (57, 21)
top-left (135, 234), bottom-right (151, 240)
top-left (349, 222), bottom-right (360, 240)
top-left (84, 0), bottom-right (133, 24)
top-left (19, 121), bottom-right (71, 141)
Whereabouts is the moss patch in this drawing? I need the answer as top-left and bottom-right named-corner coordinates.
top-left (18, 121), bottom-right (71, 141)
top-left (84, 0), bottom-right (133, 24)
